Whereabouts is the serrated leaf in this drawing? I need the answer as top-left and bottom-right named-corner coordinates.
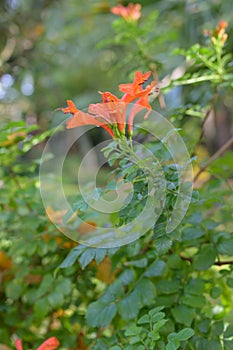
top-left (79, 248), bottom-right (96, 269)
top-left (59, 245), bottom-right (86, 268)
top-left (95, 248), bottom-right (107, 264)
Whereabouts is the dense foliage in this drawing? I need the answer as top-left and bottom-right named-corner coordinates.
top-left (0, 1), bottom-right (233, 349)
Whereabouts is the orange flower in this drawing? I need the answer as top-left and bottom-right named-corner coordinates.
top-left (119, 71), bottom-right (156, 134)
top-left (119, 71), bottom-right (155, 106)
top-left (15, 339), bottom-right (23, 350)
top-left (204, 20), bottom-right (228, 45)
top-left (37, 337), bottom-right (60, 350)
top-left (60, 100), bottom-right (79, 115)
top-left (15, 337), bottom-right (60, 350)
top-left (60, 100), bottom-right (115, 137)
top-left (89, 91), bottom-right (126, 134)
top-left (110, 3), bottom-right (141, 21)
top-left (59, 71), bottom-right (156, 138)
top-left (99, 91), bottom-right (119, 103)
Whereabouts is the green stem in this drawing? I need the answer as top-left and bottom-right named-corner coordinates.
top-left (173, 74), bottom-right (221, 86)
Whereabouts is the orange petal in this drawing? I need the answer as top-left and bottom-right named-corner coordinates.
top-left (15, 339), bottom-right (23, 350)
top-left (98, 91), bottom-right (119, 103)
top-left (60, 100), bottom-right (79, 115)
top-left (37, 337), bottom-right (60, 350)
top-left (66, 110), bottom-right (115, 137)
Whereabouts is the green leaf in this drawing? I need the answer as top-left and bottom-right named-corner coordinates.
top-left (210, 286), bottom-right (222, 299)
top-left (180, 294), bottom-right (206, 308)
top-left (59, 245), bottom-right (86, 268)
top-left (152, 319), bottom-right (168, 333)
top-left (95, 248), bottom-right (107, 264)
top-left (127, 258), bottom-right (148, 268)
top-left (155, 236), bottom-right (172, 255)
top-left (157, 280), bottom-right (180, 295)
top-left (79, 248), bottom-right (96, 269)
top-left (211, 321), bottom-right (224, 336)
top-left (137, 314), bottom-right (150, 324)
top-left (48, 290), bottom-right (64, 308)
top-left (205, 340), bottom-right (222, 350)
top-left (182, 226), bottom-right (205, 240)
top-left (224, 324), bottom-right (233, 338)
top-left (227, 278), bottom-right (233, 288)
top-left (129, 335), bottom-right (140, 344)
top-left (34, 298), bottom-right (51, 319)
top-left (5, 281), bottom-right (23, 300)
top-left (125, 324), bottom-right (142, 337)
top-left (36, 274), bottom-right (54, 298)
top-left (193, 244), bottom-right (217, 270)
top-left (171, 305), bottom-right (195, 326)
top-left (144, 260), bottom-right (166, 277)
top-left (184, 279), bottom-right (205, 295)
top-left (224, 340), bottom-right (233, 350)
top-left (166, 339), bottom-right (180, 350)
top-left (217, 238), bottom-right (233, 256)
top-left (176, 328), bottom-right (194, 341)
top-left (86, 301), bottom-right (117, 327)
top-left (101, 280), bottom-right (124, 303)
top-left (135, 278), bottom-right (156, 305)
top-left (118, 269), bottom-right (135, 286)
top-left (118, 292), bottom-right (141, 320)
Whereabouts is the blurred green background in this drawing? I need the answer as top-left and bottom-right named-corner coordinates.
top-left (1, 0), bottom-right (232, 129)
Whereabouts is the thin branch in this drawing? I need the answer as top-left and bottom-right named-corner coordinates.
top-left (0, 37), bottom-right (16, 67)
top-left (149, 63), bottom-right (166, 110)
top-left (194, 135), bottom-right (233, 184)
top-left (191, 87), bottom-right (219, 157)
top-left (180, 255), bottom-right (233, 266)
top-left (173, 74), bottom-right (220, 85)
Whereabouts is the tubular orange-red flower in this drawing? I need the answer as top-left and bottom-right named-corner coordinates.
top-left (15, 339), bottom-right (23, 350)
top-left (60, 100), bottom-right (115, 138)
top-left (110, 3), bottom-right (141, 21)
top-left (15, 337), bottom-right (60, 350)
top-left (119, 71), bottom-right (156, 108)
top-left (37, 337), bottom-right (60, 350)
top-left (97, 91), bottom-right (126, 134)
top-left (119, 71), bottom-right (152, 100)
top-left (58, 70), bottom-right (156, 138)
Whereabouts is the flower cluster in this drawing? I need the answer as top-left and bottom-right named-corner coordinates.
top-left (110, 3), bottom-right (141, 22)
top-left (204, 20), bottom-right (228, 46)
top-left (59, 71), bottom-right (156, 138)
top-left (15, 337), bottom-right (60, 350)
